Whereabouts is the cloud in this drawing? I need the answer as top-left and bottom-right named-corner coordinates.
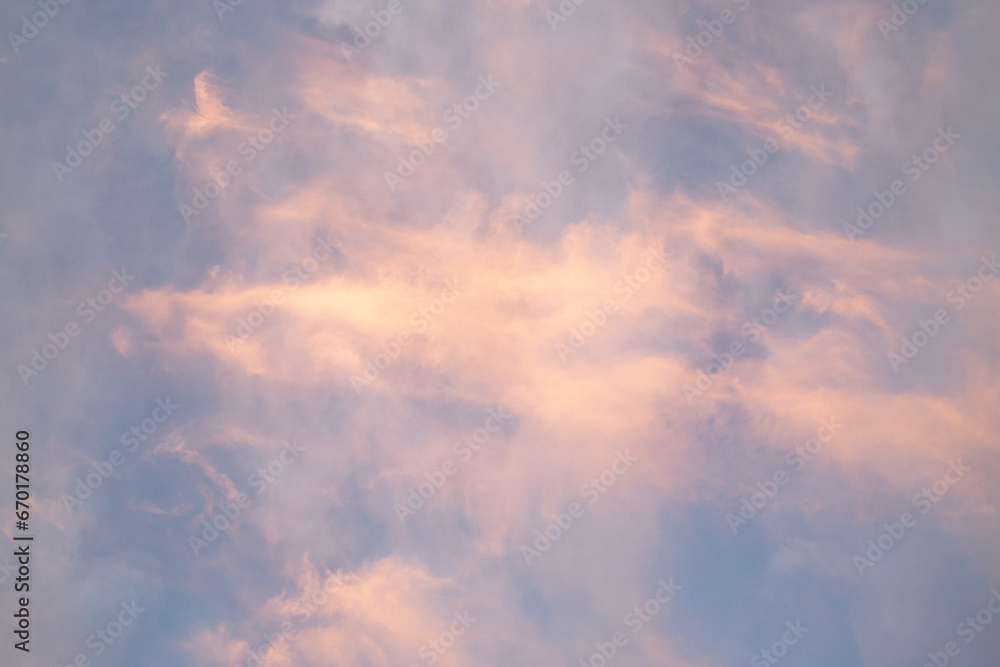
top-left (2, 0), bottom-right (999, 665)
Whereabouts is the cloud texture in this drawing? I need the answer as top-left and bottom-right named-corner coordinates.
top-left (1, 0), bottom-right (999, 665)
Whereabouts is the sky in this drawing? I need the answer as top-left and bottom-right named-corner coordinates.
top-left (1, 0), bottom-right (1000, 665)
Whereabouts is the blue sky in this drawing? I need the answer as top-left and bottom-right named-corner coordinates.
top-left (2, 0), bottom-right (1000, 665)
